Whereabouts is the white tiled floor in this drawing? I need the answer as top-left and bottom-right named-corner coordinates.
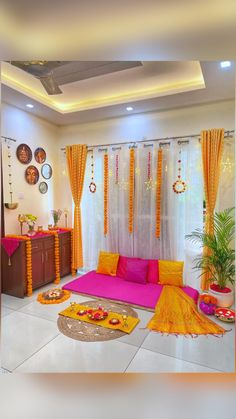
top-left (1, 274), bottom-right (235, 373)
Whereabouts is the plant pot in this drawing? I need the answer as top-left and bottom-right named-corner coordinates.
top-left (208, 285), bottom-right (234, 308)
top-left (27, 226), bottom-right (36, 237)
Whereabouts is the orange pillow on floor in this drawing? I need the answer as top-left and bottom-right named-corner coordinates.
top-left (96, 251), bottom-right (120, 276)
top-left (158, 260), bottom-right (184, 287)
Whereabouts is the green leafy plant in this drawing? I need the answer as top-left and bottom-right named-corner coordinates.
top-left (186, 207), bottom-right (235, 289)
top-left (25, 214), bottom-right (37, 227)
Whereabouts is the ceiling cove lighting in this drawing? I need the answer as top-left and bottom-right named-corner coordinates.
top-left (220, 61), bottom-right (231, 68)
top-left (126, 106), bottom-right (133, 111)
top-left (26, 103), bottom-right (34, 108)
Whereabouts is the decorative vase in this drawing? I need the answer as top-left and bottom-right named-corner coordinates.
top-left (208, 284), bottom-right (234, 308)
top-left (27, 225), bottom-right (36, 237)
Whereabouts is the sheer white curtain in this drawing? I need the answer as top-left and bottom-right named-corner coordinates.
top-left (134, 140), bottom-right (203, 287)
top-left (217, 136), bottom-right (235, 211)
top-left (81, 140), bottom-right (204, 287)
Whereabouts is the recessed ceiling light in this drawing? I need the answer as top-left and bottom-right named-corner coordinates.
top-left (220, 61), bottom-right (231, 68)
top-left (26, 103), bottom-right (34, 108)
top-left (126, 106), bottom-right (133, 111)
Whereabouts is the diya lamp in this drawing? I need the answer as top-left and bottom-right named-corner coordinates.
top-left (77, 309), bottom-right (87, 316)
top-left (109, 318), bottom-right (120, 325)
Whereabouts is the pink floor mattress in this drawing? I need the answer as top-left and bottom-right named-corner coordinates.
top-left (62, 270), bottom-right (199, 310)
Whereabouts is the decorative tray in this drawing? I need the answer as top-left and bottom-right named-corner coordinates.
top-left (214, 308), bottom-right (235, 323)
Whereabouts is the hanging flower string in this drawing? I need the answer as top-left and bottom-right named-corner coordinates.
top-left (172, 149), bottom-right (187, 194)
top-left (145, 150), bottom-right (153, 191)
top-left (89, 149), bottom-right (96, 193)
top-left (128, 148), bottom-right (135, 233)
top-left (6, 235), bottom-right (33, 296)
top-left (156, 149), bottom-right (163, 238)
top-left (115, 154), bottom-right (119, 184)
top-left (104, 154), bottom-right (109, 235)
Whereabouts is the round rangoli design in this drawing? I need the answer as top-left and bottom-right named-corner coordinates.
top-left (57, 300), bottom-right (138, 342)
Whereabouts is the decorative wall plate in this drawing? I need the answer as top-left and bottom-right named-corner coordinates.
top-left (25, 165), bottom-right (39, 185)
top-left (41, 163), bottom-right (52, 179)
top-left (39, 181), bottom-right (48, 194)
top-left (16, 143), bottom-right (32, 164)
top-left (34, 147), bottom-right (46, 164)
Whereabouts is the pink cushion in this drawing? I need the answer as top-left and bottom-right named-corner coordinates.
top-left (147, 259), bottom-right (159, 284)
top-left (124, 259), bottom-right (148, 284)
top-left (116, 256), bottom-right (140, 278)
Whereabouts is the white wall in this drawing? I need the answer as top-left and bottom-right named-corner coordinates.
top-left (2, 103), bottom-right (59, 234)
top-left (57, 99), bottom-right (235, 219)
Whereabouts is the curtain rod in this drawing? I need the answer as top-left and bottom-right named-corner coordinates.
top-left (60, 129), bottom-right (234, 151)
top-left (1, 136), bottom-right (17, 142)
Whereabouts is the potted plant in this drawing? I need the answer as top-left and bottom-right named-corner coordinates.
top-left (51, 209), bottom-right (62, 228)
top-left (25, 213), bottom-right (37, 236)
top-left (186, 207), bottom-right (235, 307)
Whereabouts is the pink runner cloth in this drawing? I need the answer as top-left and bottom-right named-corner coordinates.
top-left (1, 238), bottom-right (20, 257)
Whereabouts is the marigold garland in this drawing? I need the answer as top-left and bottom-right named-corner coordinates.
top-left (104, 154), bottom-right (109, 235)
top-left (128, 148), bottom-right (135, 234)
top-left (6, 235), bottom-right (33, 296)
top-left (156, 149), bottom-right (163, 238)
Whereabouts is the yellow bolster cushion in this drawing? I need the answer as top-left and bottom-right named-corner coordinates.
top-left (96, 251), bottom-right (120, 276)
top-left (158, 260), bottom-right (184, 287)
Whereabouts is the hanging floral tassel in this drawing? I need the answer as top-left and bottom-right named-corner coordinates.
top-left (104, 154), bottom-right (109, 235)
top-left (156, 149), bottom-right (163, 238)
top-left (128, 148), bottom-right (135, 234)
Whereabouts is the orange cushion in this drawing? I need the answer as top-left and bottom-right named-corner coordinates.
top-left (158, 260), bottom-right (184, 287)
top-left (96, 251), bottom-right (120, 276)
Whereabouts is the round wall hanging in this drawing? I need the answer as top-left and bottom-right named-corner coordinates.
top-left (25, 165), bottom-right (39, 185)
top-left (16, 144), bottom-right (32, 164)
top-left (39, 181), bottom-right (48, 194)
top-left (34, 147), bottom-right (46, 164)
top-left (41, 163), bottom-right (52, 179)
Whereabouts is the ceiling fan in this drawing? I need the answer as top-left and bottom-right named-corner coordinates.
top-left (9, 61), bottom-right (65, 95)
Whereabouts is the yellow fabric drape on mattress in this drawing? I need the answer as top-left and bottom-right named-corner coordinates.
top-left (147, 285), bottom-right (225, 336)
top-left (66, 144), bottom-right (87, 273)
top-left (201, 128), bottom-right (224, 290)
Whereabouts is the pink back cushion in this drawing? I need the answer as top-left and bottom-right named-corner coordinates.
top-left (147, 260), bottom-right (159, 284)
top-left (124, 259), bottom-right (148, 284)
top-left (116, 256), bottom-right (140, 278)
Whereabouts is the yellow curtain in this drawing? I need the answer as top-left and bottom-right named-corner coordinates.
top-left (201, 128), bottom-right (224, 290)
top-left (66, 145), bottom-right (87, 273)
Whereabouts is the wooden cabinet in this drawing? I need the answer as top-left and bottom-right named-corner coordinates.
top-left (1, 231), bottom-right (71, 298)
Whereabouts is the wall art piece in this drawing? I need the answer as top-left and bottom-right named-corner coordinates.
top-left (39, 181), bottom-right (48, 194)
top-left (35, 147), bottom-right (46, 164)
top-left (16, 143), bottom-right (32, 164)
top-left (41, 163), bottom-right (52, 179)
top-left (25, 165), bottom-right (39, 185)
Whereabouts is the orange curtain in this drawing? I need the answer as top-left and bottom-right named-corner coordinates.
top-left (201, 129), bottom-right (224, 290)
top-left (66, 145), bottom-right (87, 273)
